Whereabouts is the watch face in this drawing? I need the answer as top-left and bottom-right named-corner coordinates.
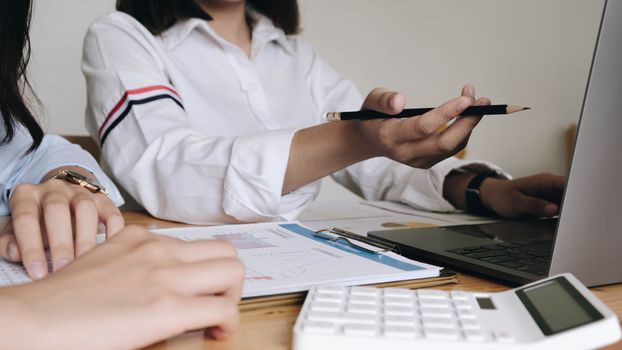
top-left (58, 170), bottom-right (109, 195)
top-left (65, 170), bottom-right (88, 181)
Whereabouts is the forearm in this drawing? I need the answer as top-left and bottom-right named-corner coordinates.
top-left (0, 288), bottom-right (31, 349)
top-left (283, 121), bottom-right (375, 194)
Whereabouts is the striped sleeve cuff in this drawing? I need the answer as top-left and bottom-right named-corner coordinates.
top-left (98, 85), bottom-right (184, 146)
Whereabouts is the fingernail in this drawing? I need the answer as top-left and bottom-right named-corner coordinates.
top-left (55, 258), bottom-right (71, 270)
top-left (457, 98), bottom-right (471, 112)
top-left (7, 241), bottom-right (18, 261)
top-left (545, 204), bottom-right (558, 216)
top-left (467, 85), bottom-right (475, 96)
top-left (209, 328), bottom-right (227, 340)
top-left (30, 261), bottom-right (47, 280)
top-left (389, 94), bottom-right (398, 110)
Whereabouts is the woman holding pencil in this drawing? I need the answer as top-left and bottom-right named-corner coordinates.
top-left (82, 0), bottom-right (565, 224)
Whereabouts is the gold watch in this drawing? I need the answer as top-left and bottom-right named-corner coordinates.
top-left (52, 170), bottom-right (109, 196)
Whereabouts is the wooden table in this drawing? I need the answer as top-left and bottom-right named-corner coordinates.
top-left (123, 212), bottom-right (622, 350)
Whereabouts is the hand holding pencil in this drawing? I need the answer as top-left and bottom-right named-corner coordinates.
top-left (352, 84), bottom-right (492, 169)
top-left (282, 84), bottom-right (494, 193)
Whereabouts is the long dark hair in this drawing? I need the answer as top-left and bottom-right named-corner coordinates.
top-left (117, 0), bottom-right (300, 36)
top-left (0, 0), bottom-right (43, 152)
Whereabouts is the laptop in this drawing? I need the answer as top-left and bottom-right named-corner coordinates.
top-left (370, 0), bottom-right (622, 287)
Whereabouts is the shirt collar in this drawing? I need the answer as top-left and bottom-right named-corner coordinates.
top-left (160, 9), bottom-right (294, 56)
top-left (248, 10), bottom-right (294, 56)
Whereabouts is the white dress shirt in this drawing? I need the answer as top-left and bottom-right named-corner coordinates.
top-left (0, 119), bottom-right (123, 215)
top-left (83, 11), bottom-right (501, 225)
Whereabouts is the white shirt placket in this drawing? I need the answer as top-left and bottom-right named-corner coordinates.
top-left (211, 33), bottom-right (280, 131)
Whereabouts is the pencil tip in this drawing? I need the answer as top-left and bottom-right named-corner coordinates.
top-left (523, 107), bottom-right (531, 110)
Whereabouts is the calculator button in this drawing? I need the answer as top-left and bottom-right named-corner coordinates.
top-left (453, 300), bottom-right (473, 310)
top-left (416, 290), bottom-right (449, 300)
top-left (418, 298), bottom-right (450, 308)
top-left (493, 330), bottom-right (516, 343)
top-left (456, 308), bottom-right (477, 319)
top-left (463, 329), bottom-right (486, 342)
top-left (310, 301), bottom-right (341, 312)
top-left (423, 327), bottom-right (461, 341)
top-left (419, 307), bottom-right (453, 318)
top-left (350, 286), bottom-right (379, 296)
top-left (314, 293), bottom-right (343, 303)
top-left (347, 304), bottom-right (377, 314)
top-left (384, 288), bottom-right (414, 298)
top-left (343, 323), bottom-right (377, 336)
top-left (316, 285), bottom-right (345, 295)
top-left (383, 296), bottom-right (413, 306)
top-left (383, 325), bottom-right (422, 338)
top-left (383, 315), bottom-right (419, 326)
top-left (302, 321), bottom-right (336, 334)
top-left (306, 311), bottom-right (341, 322)
top-left (450, 291), bottom-right (470, 300)
top-left (349, 295), bottom-right (377, 305)
top-left (421, 317), bottom-right (457, 329)
top-left (384, 305), bottom-right (416, 316)
top-left (459, 318), bottom-right (482, 330)
top-left (342, 312), bottom-right (378, 325)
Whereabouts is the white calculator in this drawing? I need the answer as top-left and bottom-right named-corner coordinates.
top-left (293, 273), bottom-right (621, 349)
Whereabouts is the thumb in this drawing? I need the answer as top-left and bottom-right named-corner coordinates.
top-left (361, 88), bottom-right (405, 114)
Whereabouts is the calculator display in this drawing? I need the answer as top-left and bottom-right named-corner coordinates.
top-left (516, 277), bottom-right (603, 336)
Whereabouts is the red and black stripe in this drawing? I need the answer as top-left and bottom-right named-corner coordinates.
top-left (98, 85), bottom-right (184, 146)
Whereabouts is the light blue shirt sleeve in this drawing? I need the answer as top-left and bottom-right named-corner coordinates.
top-left (0, 123), bottom-right (124, 216)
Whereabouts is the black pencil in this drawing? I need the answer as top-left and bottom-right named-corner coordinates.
top-left (323, 104), bottom-right (530, 121)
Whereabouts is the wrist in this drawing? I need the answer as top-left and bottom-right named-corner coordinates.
top-left (315, 120), bottom-right (377, 164)
top-left (346, 120), bottom-right (377, 160)
top-left (464, 169), bottom-right (505, 216)
top-left (45, 167), bottom-right (109, 196)
top-left (43, 166), bottom-right (95, 183)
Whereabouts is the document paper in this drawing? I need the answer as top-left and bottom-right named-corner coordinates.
top-left (154, 222), bottom-right (441, 298)
top-left (0, 222), bottom-right (440, 297)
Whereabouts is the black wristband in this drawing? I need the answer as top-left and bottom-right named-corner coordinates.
top-left (465, 169), bottom-right (503, 216)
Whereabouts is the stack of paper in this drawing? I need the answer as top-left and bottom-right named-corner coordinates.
top-left (154, 222), bottom-right (441, 298)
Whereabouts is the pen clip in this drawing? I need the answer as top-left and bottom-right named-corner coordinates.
top-left (313, 227), bottom-right (397, 255)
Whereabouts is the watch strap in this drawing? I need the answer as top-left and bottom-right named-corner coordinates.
top-left (465, 169), bottom-right (502, 216)
top-left (52, 170), bottom-right (109, 196)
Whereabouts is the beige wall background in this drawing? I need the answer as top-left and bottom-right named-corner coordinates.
top-left (30, 0), bottom-right (605, 201)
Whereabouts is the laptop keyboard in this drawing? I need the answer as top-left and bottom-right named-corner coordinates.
top-left (447, 240), bottom-right (552, 276)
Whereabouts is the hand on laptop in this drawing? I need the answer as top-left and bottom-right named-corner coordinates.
top-left (479, 173), bottom-right (566, 218)
top-left (0, 225), bottom-right (244, 349)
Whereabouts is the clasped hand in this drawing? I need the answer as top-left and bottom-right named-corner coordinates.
top-left (0, 226), bottom-right (244, 349)
top-left (0, 170), bottom-right (124, 279)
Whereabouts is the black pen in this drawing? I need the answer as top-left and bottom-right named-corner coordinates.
top-left (323, 104), bottom-right (530, 121)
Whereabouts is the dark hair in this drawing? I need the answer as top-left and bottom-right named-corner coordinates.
top-left (0, 0), bottom-right (43, 152)
top-left (117, 0), bottom-right (300, 36)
